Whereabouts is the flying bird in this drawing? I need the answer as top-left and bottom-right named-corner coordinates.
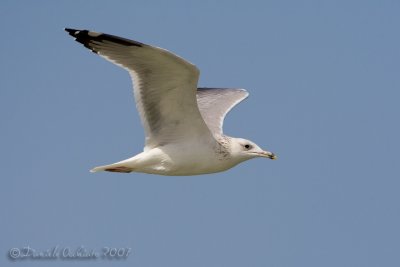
top-left (65, 28), bottom-right (276, 175)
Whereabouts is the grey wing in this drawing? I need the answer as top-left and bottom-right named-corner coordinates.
top-left (196, 88), bottom-right (249, 136)
top-left (65, 28), bottom-right (215, 149)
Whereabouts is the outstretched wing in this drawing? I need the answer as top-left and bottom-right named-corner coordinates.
top-left (196, 88), bottom-right (249, 136)
top-left (65, 28), bottom-right (215, 149)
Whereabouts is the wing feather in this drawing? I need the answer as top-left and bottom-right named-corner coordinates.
top-left (65, 28), bottom-right (215, 149)
top-left (196, 88), bottom-right (249, 136)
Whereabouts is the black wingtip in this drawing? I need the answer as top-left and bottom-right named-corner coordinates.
top-left (64, 28), bottom-right (79, 36)
top-left (64, 28), bottom-right (99, 53)
top-left (64, 27), bottom-right (143, 53)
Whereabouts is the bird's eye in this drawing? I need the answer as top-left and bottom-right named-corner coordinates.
top-left (244, 144), bottom-right (251, 149)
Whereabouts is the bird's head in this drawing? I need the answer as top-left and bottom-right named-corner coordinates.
top-left (229, 137), bottom-right (276, 162)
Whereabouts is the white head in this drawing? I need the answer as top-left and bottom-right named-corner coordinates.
top-left (229, 137), bottom-right (276, 163)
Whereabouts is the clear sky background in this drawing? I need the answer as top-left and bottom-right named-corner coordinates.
top-left (1, 1), bottom-right (399, 266)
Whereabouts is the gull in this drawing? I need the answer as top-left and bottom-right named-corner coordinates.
top-left (65, 28), bottom-right (276, 176)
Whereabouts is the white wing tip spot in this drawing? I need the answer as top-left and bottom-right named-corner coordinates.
top-left (88, 31), bottom-right (102, 37)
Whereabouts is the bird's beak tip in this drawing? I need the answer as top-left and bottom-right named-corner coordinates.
top-left (260, 151), bottom-right (277, 160)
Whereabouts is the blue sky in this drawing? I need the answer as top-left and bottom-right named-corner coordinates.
top-left (1, 1), bottom-right (399, 266)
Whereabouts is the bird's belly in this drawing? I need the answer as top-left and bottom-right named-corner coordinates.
top-left (163, 160), bottom-right (233, 176)
top-left (135, 143), bottom-right (236, 176)
top-left (159, 147), bottom-right (235, 176)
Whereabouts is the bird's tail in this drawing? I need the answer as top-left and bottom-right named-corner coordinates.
top-left (90, 162), bottom-right (134, 173)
